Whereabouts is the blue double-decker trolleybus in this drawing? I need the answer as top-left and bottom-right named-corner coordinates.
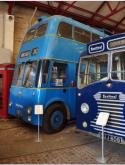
top-left (8, 15), bottom-right (106, 133)
top-left (77, 33), bottom-right (125, 144)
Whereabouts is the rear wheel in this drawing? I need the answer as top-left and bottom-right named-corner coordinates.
top-left (43, 103), bottom-right (67, 134)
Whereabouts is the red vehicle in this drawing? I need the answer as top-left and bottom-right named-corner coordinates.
top-left (0, 64), bottom-right (14, 119)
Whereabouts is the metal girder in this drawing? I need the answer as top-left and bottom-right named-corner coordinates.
top-left (63, 1), bottom-right (76, 11)
top-left (99, 5), bottom-right (125, 23)
top-left (106, 2), bottom-right (113, 12)
top-left (15, 1), bottom-right (55, 15)
top-left (61, 1), bottom-right (76, 14)
top-left (8, 1), bottom-right (15, 15)
top-left (90, 1), bottom-right (106, 20)
top-left (13, 1), bottom-right (125, 33)
top-left (62, 1), bottom-right (125, 27)
top-left (55, 1), bottom-right (64, 14)
top-left (114, 2), bottom-right (121, 11)
top-left (114, 16), bottom-right (125, 29)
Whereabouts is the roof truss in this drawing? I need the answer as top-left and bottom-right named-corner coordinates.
top-left (7, 1), bottom-right (125, 34)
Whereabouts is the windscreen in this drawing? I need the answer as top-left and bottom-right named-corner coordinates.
top-left (78, 54), bottom-right (108, 89)
top-left (12, 60), bottom-right (50, 88)
top-left (23, 61), bottom-right (38, 87)
top-left (12, 61), bottom-right (38, 87)
top-left (12, 64), bottom-right (25, 86)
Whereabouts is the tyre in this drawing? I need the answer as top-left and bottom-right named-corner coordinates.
top-left (43, 103), bottom-right (67, 134)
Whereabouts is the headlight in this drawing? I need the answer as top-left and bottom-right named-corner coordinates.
top-left (27, 107), bottom-right (32, 114)
top-left (9, 102), bottom-right (12, 107)
top-left (81, 103), bottom-right (89, 114)
top-left (82, 121), bottom-right (88, 128)
top-left (28, 116), bottom-right (32, 122)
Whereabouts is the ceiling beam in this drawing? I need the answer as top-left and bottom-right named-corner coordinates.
top-left (8, 1), bottom-right (15, 15)
top-left (63, 1), bottom-right (76, 11)
top-left (90, 1), bottom-right (106, 20)
top-left (61, 1), bottom-right (76, 14)
top-left (14, 1), bottom-right (125, 33)
top-left (106, 2), bottom-right (113, 12)
top-left (114, 2), bottom-right (121, 11)
top-left (99, 5), bottom-right (125, 23)
top-left (55, 2), bottom-right (64, 14)
top-left (114, 16), bottom-right (125, 30)
top-left (62, 1), bottom-right (125, 27)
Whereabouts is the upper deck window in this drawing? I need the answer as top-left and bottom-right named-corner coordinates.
top-left (57, 22), bottom-right (101, 43)
top-left (74, 27), bottom-right (90, 43)
top-left (35, 24), bottom-right (47, 38)
top-left (23, 29), bottom-right (36, 43)
top-left (58, 22), bottom-right (72, 39)
top-left (23, 24), bottom-right (47, 43)
top-left (78, 54), bottom-right (108, 89)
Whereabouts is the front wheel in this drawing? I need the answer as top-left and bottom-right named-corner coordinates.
top-left (43, 103), bottom-right (67, 134)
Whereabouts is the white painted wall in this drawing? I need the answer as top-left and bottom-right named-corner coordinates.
top-left (4, 14), bottom-right (14, 52)
top-left (0, 14), bottom-right (14, 63)
top-left (0, 15), bottom-right (4, 48)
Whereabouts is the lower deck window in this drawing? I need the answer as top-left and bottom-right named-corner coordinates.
top-left (78, 54), bottom-right (108, 88)
top-left (112, 51), bottom-right (125, 80)
top-left (51, 62), bottom-right (67, 86)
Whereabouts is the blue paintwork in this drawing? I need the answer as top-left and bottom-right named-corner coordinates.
top-left (8, 15), bottom-right (106, 126)
top-left (77, 80), bottom-right (125, 143)
top-left (77, 33), bottom-right (125, 144)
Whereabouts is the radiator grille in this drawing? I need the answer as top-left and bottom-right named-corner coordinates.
top-left (90, 92), bottom-right (125, 137)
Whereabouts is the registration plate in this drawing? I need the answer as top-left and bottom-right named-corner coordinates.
top-left (99, 133), bottom-right (123, 143)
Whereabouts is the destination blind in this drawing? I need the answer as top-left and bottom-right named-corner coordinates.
top-left (108, 37), bottom-right (125, 49)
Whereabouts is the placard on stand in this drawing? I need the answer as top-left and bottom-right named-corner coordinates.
top-left (96, 112), bottom-right (110, 163)
top-left (35, 105), bottom-right (43, 142)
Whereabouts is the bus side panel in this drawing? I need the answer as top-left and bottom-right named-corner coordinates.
top-left (45, 36), bottom-right (85, 62)
top-left (17, 36), bottom-right (85, 63)
top-left (8, 86), bottom-right (46, 126)
top-left (44, 88), bottom-right (77, 119)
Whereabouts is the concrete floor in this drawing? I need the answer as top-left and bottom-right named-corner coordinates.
top-left (0, 119), bottom-right (125, 164)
